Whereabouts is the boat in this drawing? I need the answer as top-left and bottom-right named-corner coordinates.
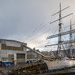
top-left (43, 3), bottom-right (75, 71)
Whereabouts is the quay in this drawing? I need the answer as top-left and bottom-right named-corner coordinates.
top-left (0, 62), bottom-right (48, 75)
top-left (1, 62), bottom-right (75, 75)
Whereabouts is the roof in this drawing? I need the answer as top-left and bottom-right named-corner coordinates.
top-left (0, 39), bottom-right (27, 45)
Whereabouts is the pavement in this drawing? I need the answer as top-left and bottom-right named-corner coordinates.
top-left (0, 68), bottom-right (8, 75)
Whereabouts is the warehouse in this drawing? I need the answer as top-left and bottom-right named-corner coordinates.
top-left (27, 50), bottom-right (41, 61)
top-left (0, 39), bottom-right (27, 51)
top-left (0, 39), bottom-right (43, 67)
top-left (0, 39), bottom-right (27, 65)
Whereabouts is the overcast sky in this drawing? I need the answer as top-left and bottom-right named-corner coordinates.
top-left (0, 0), bottom-right (75, 51)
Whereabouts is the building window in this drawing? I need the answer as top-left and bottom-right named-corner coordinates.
top-left (23, 47), bottom-right (26, 51)
top-left (0, 44), bottom-right (1, 49)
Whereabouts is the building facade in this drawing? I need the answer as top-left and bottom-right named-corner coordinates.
top-left (0, 39), bottom-right (27, 64)
top-left (0, 39), bottom-right (27, 51)
top-left (0, 39), bottom-right (42, 65)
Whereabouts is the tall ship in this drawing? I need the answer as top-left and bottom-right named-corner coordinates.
top-left (43, 3), bottom-right (75, 71)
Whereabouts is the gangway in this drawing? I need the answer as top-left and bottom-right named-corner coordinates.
top-left (24, 45), bottom-right (46, 57)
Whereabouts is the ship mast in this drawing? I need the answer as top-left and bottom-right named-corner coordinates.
top-left (45, 3), bottom-right (73, 57)
top-left (58, 3), bottom-right (62, 54)
top-left (70, 20), bottom-right (72, 57)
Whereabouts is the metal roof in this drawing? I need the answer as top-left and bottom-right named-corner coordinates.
top-left (0, 39), bottom-right (27, 45)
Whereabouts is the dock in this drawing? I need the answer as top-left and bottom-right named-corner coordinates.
top-left (0, 62), bottom-right (47, 75)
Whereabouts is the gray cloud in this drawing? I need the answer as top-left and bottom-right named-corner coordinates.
top-left (0, 0), bottom-right (75, 50)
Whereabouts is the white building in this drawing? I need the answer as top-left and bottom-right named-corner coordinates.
top-left (0, 39), bottom-right (27, 64)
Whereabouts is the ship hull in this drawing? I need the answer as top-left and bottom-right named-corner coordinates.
top-left (44, 59), bottom-right (75, 70)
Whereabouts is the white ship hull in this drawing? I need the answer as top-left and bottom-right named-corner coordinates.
top-left (44, 59), bottom-right (75, 70)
